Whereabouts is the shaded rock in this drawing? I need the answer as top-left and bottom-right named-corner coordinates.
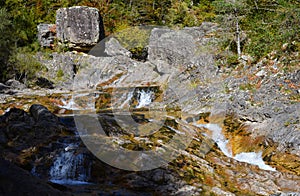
top-left (35, 77), bottom-right (55, 89)
top-left (0, 106), bottom-right (63, 154)
top-left (0, 83), bottom-right (9, 92)
top-left (56, 6), bottom-right (105, 50)
top-left (3, 108), bottom-right (33, 124)
top-left (0, 158), bottom-right (69, 196)
top-left (29, 104), bottom-right (59, 123)
top-left (37, 24), bottom-right (56, 48)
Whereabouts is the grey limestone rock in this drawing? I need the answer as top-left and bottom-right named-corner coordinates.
top-left (56, 6), bottom-right (105, 50)
top-left (148, 22), bottom-right (219, 67)
top-left (5, 79), bottom-right (26, 90)
top-left (37, 24), bottom-right (56, 48)
top-left (0, 83), bottom-right (9, 91)
top-left (104, 37), bottom-right (131, 57)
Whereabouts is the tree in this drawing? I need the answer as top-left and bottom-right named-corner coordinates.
top-left (241, 0), bottom-right (300, 58)
top-left (0, 8), bottom-right (15, 82)
top-left (213, 0), bottom-right (248, 57)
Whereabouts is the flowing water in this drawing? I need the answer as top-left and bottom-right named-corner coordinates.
top-left (194, 123), bottom-right (276, 171)
top-left (46, 87), bottom-right (277, 189)
top-left (49, 144), bottom-right (92, 185)
top-left (49, 88), bottom-right (155, 185)
top-left (136, 89), bottom-right (154, 108)
top-left (60, 88), bottom-right (154, 111)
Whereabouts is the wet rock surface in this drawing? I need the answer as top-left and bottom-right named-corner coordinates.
top-left (0, 22), bottom-right (299, 195)
top-left (0, 105), bottom-right (299, 195)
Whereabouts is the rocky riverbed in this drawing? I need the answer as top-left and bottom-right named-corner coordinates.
top-left (0, 21), bottom-right (299, 195)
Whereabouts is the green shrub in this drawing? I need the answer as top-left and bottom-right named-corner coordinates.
top-left (9, 48), bottom-right (44, 85)
top-left (114, 25), bottom-right (152, 60)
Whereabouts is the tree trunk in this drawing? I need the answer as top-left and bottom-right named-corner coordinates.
top-left (236, 19), bottom-right (241, 57)
top-left (254, 0), bottom-right (259, 10)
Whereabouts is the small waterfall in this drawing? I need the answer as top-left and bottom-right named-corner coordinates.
top-left (60, 93), bottom-right (97, 110)
top-left (194, 123), bottom-right (276, 171)
top-left (136, 89), bottom-right (154, 108)
top-left (49, 147), bottom-right (92, 185)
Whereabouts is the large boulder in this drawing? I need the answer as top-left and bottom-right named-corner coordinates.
top-left (148, 22), bottom-right (219, 68)
top-left (56, 6), bottom-right (105, 50)
top-left (148, 28), bottom-right (195, 65)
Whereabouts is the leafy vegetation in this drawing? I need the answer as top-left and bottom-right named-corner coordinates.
top-left (214, 0), bottom-right (300, 62)
top-left (8, 48), bottom-right (45, 85)
top-left (0, 0), bottom-right (299, 83)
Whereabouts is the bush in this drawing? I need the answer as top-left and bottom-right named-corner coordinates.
top-left (0, 8), bottom-right (14, 82)
top-left (8, 48), bottom-right (44, 85)
top-left (114, 25), bottom-right (152, 60)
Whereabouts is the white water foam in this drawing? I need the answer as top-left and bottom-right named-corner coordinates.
top-left (136, 89), bottom-right (154, 108)
top-left (194, 123), bottom-right (276, 171)
top-left (234, 151), bottom-right (276, 171)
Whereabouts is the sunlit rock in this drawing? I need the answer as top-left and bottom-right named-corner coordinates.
top-left (56, 6), bottom-right (105, 51)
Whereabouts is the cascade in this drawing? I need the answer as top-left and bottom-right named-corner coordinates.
top-left (194, 123), bottom-right (276, 171)
top-left (136, 89), bottom-right (154, 108)
top-left (49, 145), bottom-right (92, 185)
